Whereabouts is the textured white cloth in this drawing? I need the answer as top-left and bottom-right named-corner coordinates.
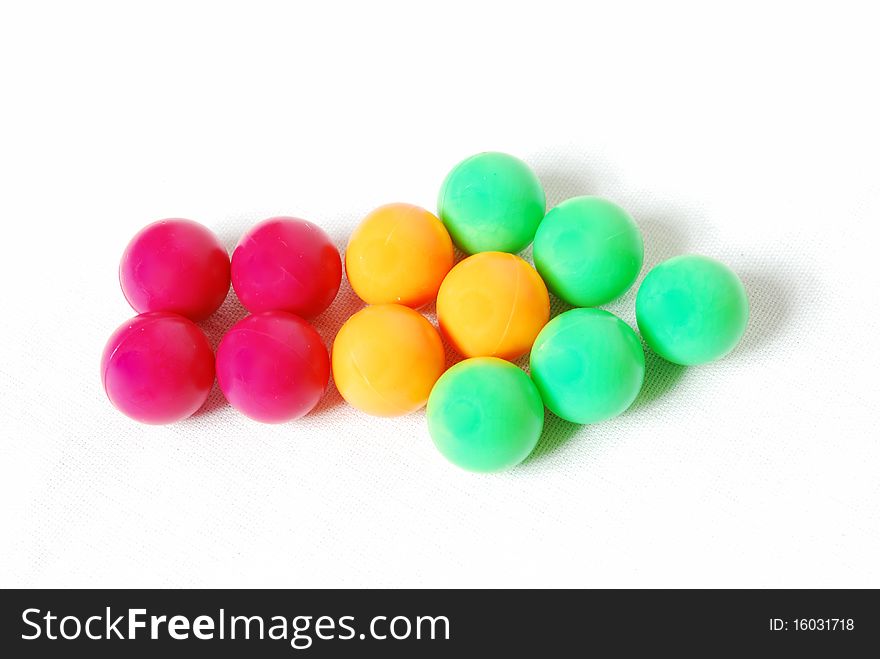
top-left (1, 1), bottom-right (879, 587)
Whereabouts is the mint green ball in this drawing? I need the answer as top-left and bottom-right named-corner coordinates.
top-left (530, 308), bottom-right (645, 424)
top-left (636, 255), bottom-right (749, 366)
top-left (533, 196), bottom-right (643, 307)
top-left (437, 152), bottom-right (546, 254)
top-left (427, 357), bottom-right (544, 472)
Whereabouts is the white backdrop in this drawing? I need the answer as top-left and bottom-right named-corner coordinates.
top-left (2, 1), bottom-right (878, 588)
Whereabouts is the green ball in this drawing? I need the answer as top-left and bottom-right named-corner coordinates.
top-left (533, 196), bottom-right (643, 307)
top-left (437, 152), bottom-right (546, 254)
top-left (530, 308), bottom-right (645, 424)
top-left (636, 255), bottom-right (749, 366)
top-left (427, 357), bottom-right (544, 472)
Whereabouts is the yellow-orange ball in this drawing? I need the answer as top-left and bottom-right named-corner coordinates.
top-left (437, 252), bottom-right (550, 361)
top-left (345, 203), bottom-right (454, 308)
top-left (332, 304), bottom-right (446, 416)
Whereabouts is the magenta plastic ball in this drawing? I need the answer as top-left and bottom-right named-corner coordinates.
top-left (119, 218), bottom-right (231, 321)
top-left (231, 217), bottom-right (342, 317)
top-left (216, 311), bottom-right (330, 423)
top-left (101, 312), bottom-right (215, 424)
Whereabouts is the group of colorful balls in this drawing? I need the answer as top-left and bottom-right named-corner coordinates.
top-left (101, 152), bottom-right (749, 472)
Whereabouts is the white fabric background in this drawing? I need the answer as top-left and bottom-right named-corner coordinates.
top-left (1, 1), bottom-right (878, 588)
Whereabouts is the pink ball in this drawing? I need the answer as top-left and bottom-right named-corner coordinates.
top-left (101, 312), bottom-right (215, 424)
top-left (216, 311), bottom-right (330, 423)
top-left (120, 218), bottom-right (230, 321)
top-left (231, 217), bottom-right (342, 317)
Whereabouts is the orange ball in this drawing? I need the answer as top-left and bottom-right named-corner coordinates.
top-left (437, 252), bottom-right (550, 361)
top-left (345, 203), bottom-right (454, 308)
top-left (332, 304), bottom-right (446, 416)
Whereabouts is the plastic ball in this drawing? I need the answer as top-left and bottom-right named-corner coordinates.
top-left (636, 255), bottom-right (749, 365)
top-left (119, 218), bottom-right (230, 321)
top-left (332, 304), bottom-right (445, 416)
top-left (533, 196), bottom-right (644, 307)
top-left (530, 308), bottom-right (645, 424)
top-left (216, 311), bottom-right (330, 423)
top-left (427, 357), bottom-right (544, 472)
top-left (437, 152), bottom-right (546, 254)
top-left (437, 252), bottom-right (550, 361)
top-left (101, 312), bottom-right (215, 424)
top-left (231, 217), bottom-right (342, 317)
top-left (345, 203), bottom-right (454, 307)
